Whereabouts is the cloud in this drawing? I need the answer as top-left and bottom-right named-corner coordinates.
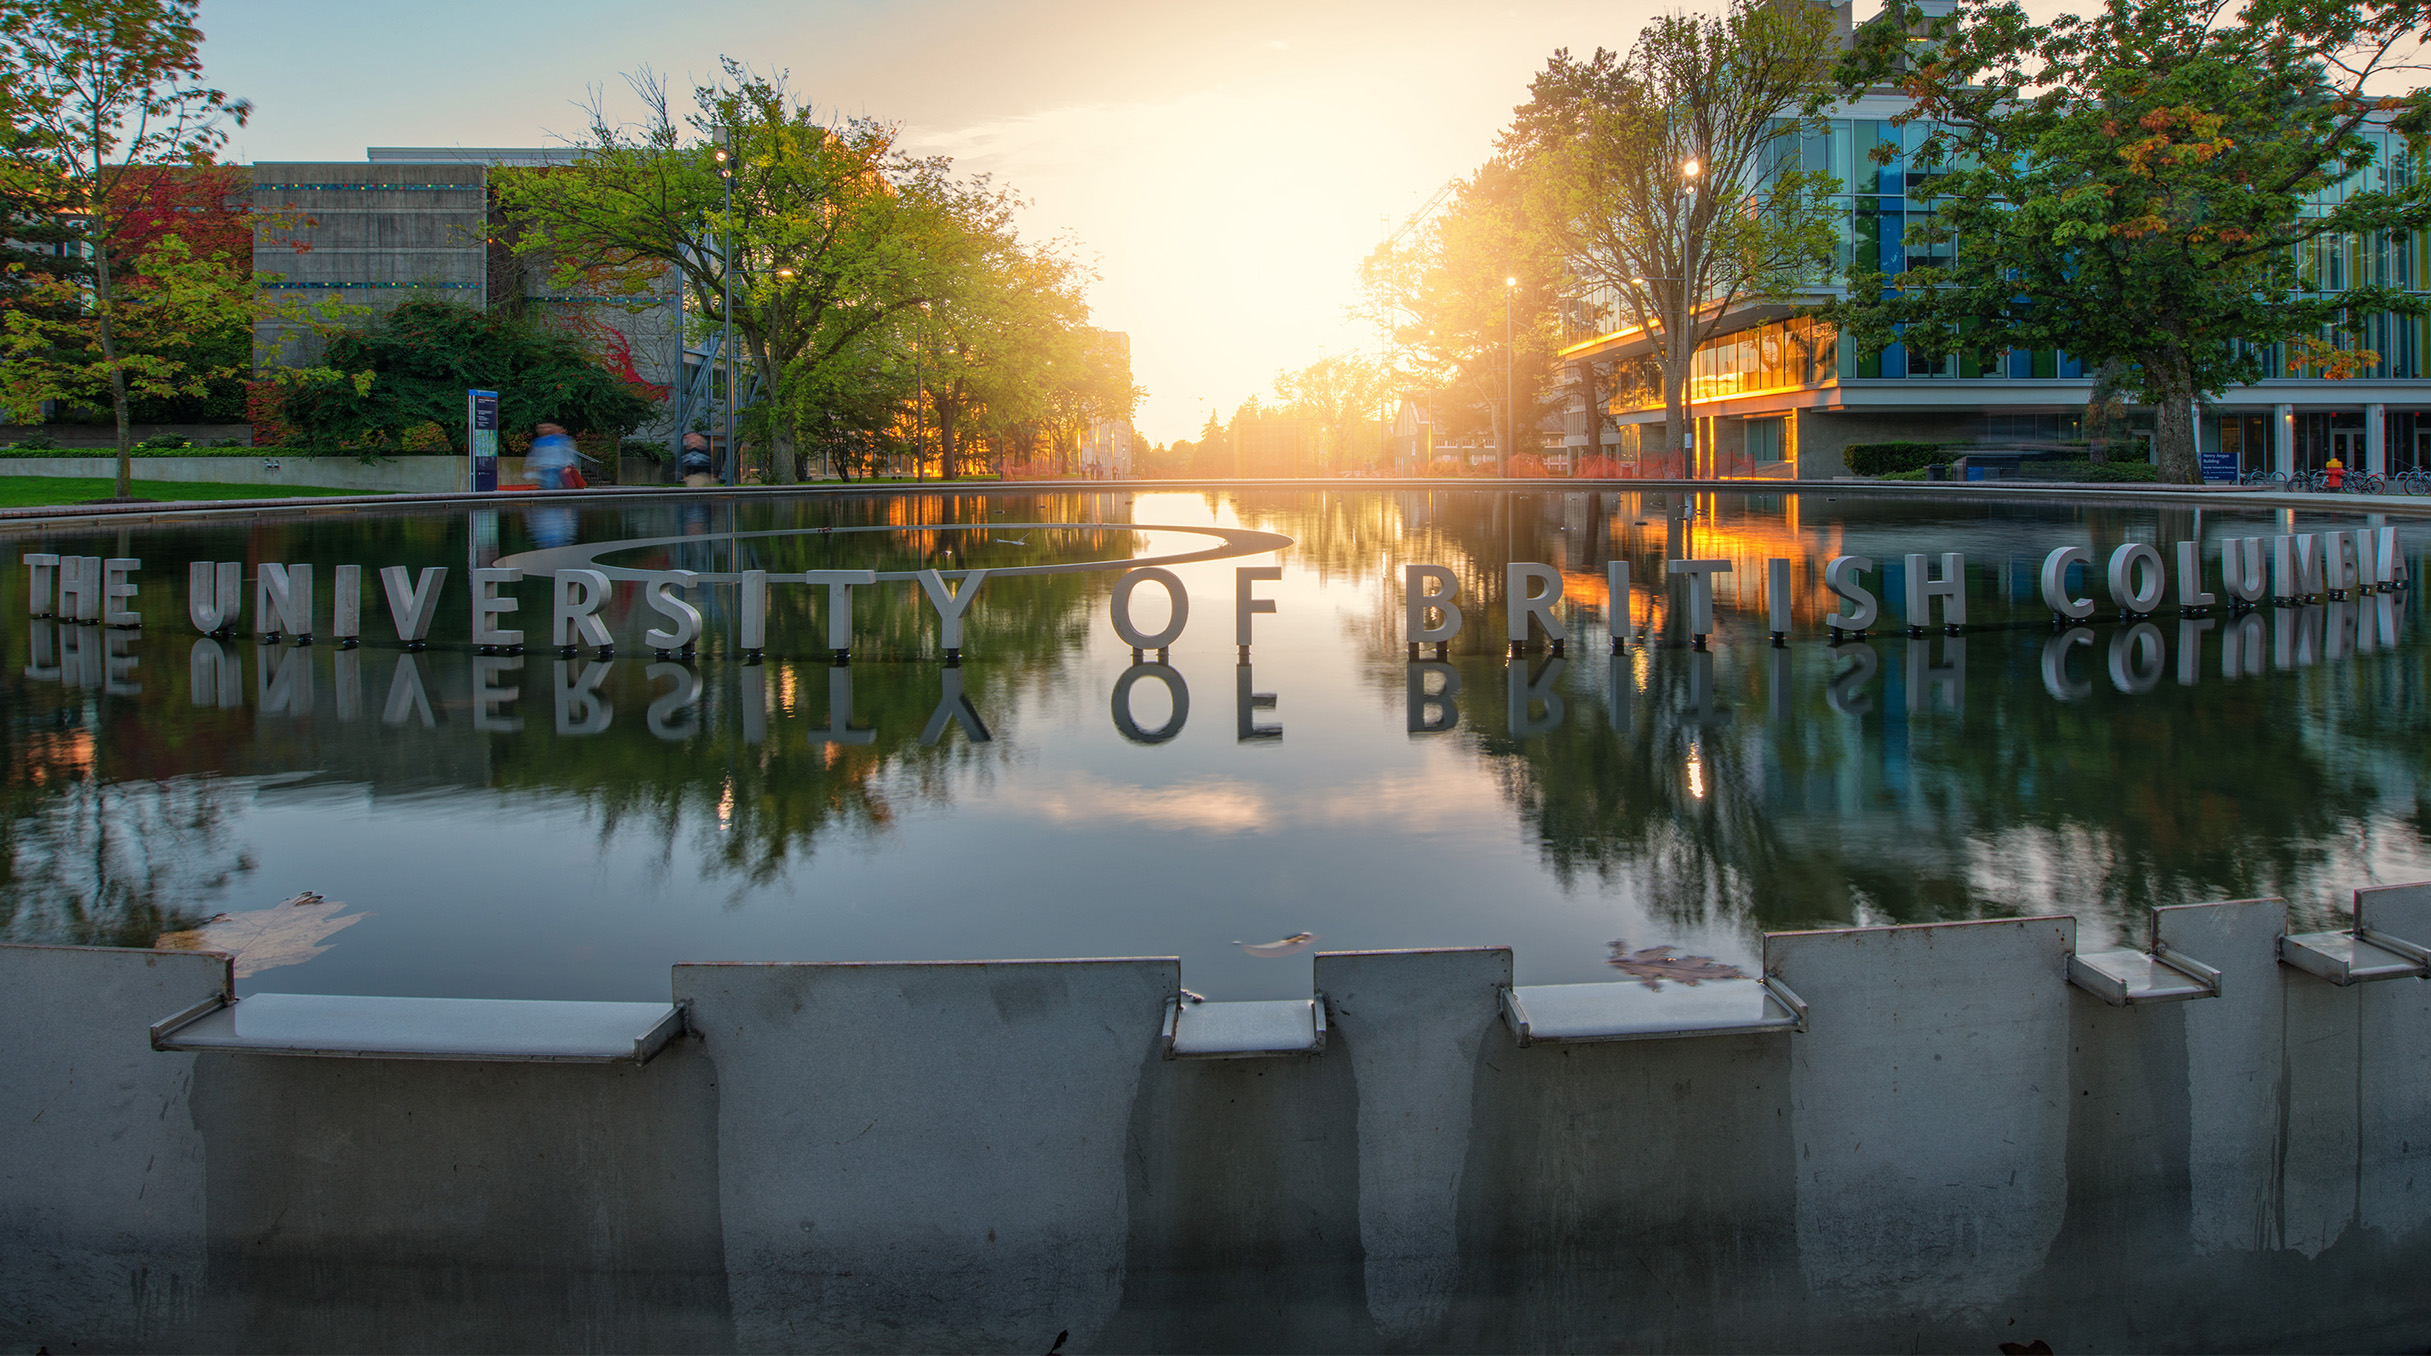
top-left (1002, 768), bottom-right (1501, 836)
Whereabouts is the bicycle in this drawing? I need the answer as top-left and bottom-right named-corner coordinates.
top-left (2240, 468), bottom-right (2289, 489)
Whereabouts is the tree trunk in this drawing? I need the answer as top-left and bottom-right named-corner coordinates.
top-left (1661, 358), bottom-right (1690, 481)
top-left (754, 347), bottom-right (796, 484)
top-left (936, 398), bottom-right (960, 480)
top-left (92, 242), bottom-right (132, 498)
top-left (2152, 383), bottom-right (2201, 485)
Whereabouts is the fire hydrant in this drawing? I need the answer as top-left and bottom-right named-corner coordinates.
top-left (2326, 456), bottom-right (2346, 490)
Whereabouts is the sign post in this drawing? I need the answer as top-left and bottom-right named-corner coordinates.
top-left (467, 389), bottom-right (499, 492)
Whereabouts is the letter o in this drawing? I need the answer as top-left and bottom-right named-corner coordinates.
top-left (2107, 543), bottom-right (2167, 615)
top-left (1111, 663), bottom-right (1189, 744)
top-left (1111, 567), bottom-right (1188, 649)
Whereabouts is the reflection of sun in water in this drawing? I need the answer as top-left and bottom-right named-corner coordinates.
top-left (1686, 742), bottom-right (1707, 801)
top-left (716, 779), bottom-right (735, 832)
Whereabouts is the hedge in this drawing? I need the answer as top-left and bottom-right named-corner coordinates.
top-left (1844, 441), bottom-right (1945, 476)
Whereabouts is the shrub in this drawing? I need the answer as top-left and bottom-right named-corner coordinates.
top-left (135, 433), bottom-right (192, 450)
top-left (621, 436), bottom-right (670, 463)
top-left (2016, 459), bottom-right (2158, 483)
top-left (7, 432), bottom-right (59, 450)
top-left (1844, 441), bottom-right (1945, 476)
top-left (400, 421), bottom-right (452, 453)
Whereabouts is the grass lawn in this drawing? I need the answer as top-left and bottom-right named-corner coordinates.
top-left (0, 477), bottom-right (379, 509)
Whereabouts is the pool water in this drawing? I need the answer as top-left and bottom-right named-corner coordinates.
top-left (5, 487), bottom-right (2424, 1002)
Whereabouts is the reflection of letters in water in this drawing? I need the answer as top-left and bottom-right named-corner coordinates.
top-left (1407, 661), bottom-right (1460, 734)
top-left (1829, 642), bottom-right (1880, 715)
top-left (555, 659), bottom-right (613, 735)
top-left (189, 637), bottom-right (240, 707)
top-left (1508, 655), bottom-right (1567, 737)
top-left (1906, 637), bottom-right (1963, 713)
top-left (921, 668), bottom-right (991, 746)
top-left (384, 653), bottom-right (435, 728)
top-left (25, 619), bottom-right (59, 682)
top-left (810, 666), bottom-right (875, 746)
top-left (2041, 629), bottom-right (2094, 701)
top-left (473, 655), bottom-right (522, 733)
top-left (1235, 664), bottom-right (1280, 743)
top-left (646, 662), bottom-right (703, 741)
top-left (1112, 663), bottom-right (1188, 743)
top-left (258, 643), bottom-right (315, 716)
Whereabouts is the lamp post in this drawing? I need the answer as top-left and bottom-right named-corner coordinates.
top-left (714, 127), bottom-right (737, 487)
top-left (1503, 275), bottom-right (1517, 478)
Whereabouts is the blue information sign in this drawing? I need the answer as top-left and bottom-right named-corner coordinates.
top-left (2199, 442), bottom-right (2238, 483)
top-left (467, 389), bottom-right (500, 492)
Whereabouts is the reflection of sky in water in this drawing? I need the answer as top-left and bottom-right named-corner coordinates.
top-left (3, 488), bottom-right (2427, 1002)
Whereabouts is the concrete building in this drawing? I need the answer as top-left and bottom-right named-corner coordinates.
top-left (251, 148), bottom-right (690, 448)
top-left (1556, 5), bottom-right (2431, 481)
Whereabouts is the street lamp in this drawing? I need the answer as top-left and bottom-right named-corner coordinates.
top-left (1504, 275), bottom-right (1517, 478)
top-left (715, 128), bottom-right (737, 487)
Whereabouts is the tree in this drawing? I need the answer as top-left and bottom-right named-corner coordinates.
top-left (1359, 161), bottom-right (1561, 474)
top-left (0, 0), bottom-right (251, 495)
top-left (1831, 0), bottom-right (2431, 483)
top-left (1502, 0), bottom-right (1842, 474)
top-left (499, 64), bottom-right (952, 485)
top-left (1273, 352), bottom-right (1394, 473)
top-left (279, 300), bottom-right (653, 453)
top-left (916, 200), bottom-right (1095, 479)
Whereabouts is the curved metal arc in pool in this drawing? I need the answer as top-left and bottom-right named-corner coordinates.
top-left (493, 521), bottom-right (1296, 583)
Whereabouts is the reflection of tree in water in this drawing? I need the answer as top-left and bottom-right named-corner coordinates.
top-left (486, 502), bottom-right (1115, 890)
top-left (0, 737), bottom-right (255, 945)
top-left (1340, 490), bottom-right (2431, 940)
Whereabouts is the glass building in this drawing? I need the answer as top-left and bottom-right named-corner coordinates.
top-left (1556, 26), bottom-right (2431, 481)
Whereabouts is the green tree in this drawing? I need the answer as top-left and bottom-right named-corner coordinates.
top-left (916, 201), bottom-right (1095, 479)
top-left (0, 0), bottom-right (252, 494)
top-left (278, 299), bottom-right (653, 452)
top-left (498, 64), bottom-right (954, 485)
top-left (1830, 0), bottom-right (2431, 483)
top-left (1502, 0), bottom-right (1842, 472)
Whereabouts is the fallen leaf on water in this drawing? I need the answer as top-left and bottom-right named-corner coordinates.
top-left (1607, 940), bottom-right (1748, 990)
top-left (157, 891), bottom-right (370, 977)
top-left (1236, 932), bottom-right (1317, 958)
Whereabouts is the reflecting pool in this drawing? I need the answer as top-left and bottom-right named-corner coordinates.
top-left (6, 487), bottom-right (2427, 1002)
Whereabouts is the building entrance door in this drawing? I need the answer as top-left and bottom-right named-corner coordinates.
top-left (2331, 428), bottom-right (2365, 468)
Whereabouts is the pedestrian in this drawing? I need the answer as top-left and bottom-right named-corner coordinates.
top-left (678, 433), bottom-right (716, 488)
top-left (526, 423), bottom-right (578, 491)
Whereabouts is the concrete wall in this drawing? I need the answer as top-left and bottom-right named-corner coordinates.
top-left (0, 455), bottom-right (466, 492)
top-left (1795, 407), bottom-right (1989, 479)
top-left (8, 904), bottom-right (2431, 1353)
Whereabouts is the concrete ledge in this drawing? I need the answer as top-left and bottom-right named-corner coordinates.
top-left (153, 991), bottom-right (687, 1063)
top-left (1500, 976), bottom-right (1804, 1044)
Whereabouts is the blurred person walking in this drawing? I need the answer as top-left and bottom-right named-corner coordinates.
top-left (527, 423), bottom-right (579, 490)
top-left (678, 433), bottom-right (716, 489)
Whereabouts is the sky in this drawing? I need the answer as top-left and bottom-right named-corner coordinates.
top-left (202, 0), bottom-right (1684, 442)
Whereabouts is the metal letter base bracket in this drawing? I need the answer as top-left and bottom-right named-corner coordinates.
top-left (2067, 946), bottom-right (2222, 1006)
top-left (2279, 929), bottom-right (2431, 986)
top-left (151, 992), bottom-right (687, 1064)
top-left (1500, 976), bottom-right (1807, 1047)
top-left (1162, 996), bottom-right (1326, 1059)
